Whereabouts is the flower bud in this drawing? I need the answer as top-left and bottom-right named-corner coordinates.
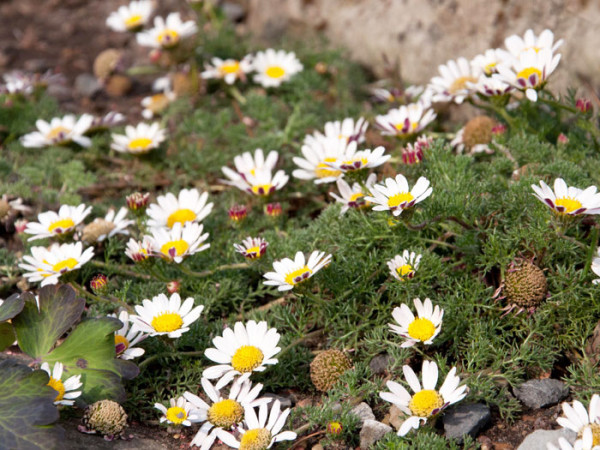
top-left (90, 274), bottom-right (109, 295)
top-left (228, 204), bottom-right (248, 223)
top-left (167, 280), bottom-right (180, 294)
top-left (126, 192), bottom-right (150, 212)
top-left (576, 98), bottom-right (592, 114)
top-left (264, 202), bottom-right (282, 218)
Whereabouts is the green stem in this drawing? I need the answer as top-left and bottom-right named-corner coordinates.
top-left (179, 262), bottom-right (250, 278)
top-left (582, 226), bottom-right (599, 280)
top-left (278, 329), bottom-right (324, 358)
top-left (538, 96), bottom-right (578, 114)
top-left (70, 282), bottom-right (133, 313)
top-left (138, 350), bottom-right (205, 369)
top-left (90, 260), bottom-right (152, 280)
top-left (227, 86), bottom-right (247, 105)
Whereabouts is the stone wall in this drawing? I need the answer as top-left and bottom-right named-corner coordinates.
top-left (240, 0), bottom-right (600, 93)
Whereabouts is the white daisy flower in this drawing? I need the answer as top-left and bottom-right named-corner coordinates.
top-left (292, 135), bottom-right (350, 184)
top-left (1, 71), bottom-right (34, 95)
top-left (141, 91), bottom-right (177, 120)
top-left (40, 361), bottom-right (83, 406)
top-left (155, 396), bottom-right (202, 427)
top-left (203, 320), bottom-right (281, 389)
top-left (263, 251), bottom-right (332, 292)
top-left (305, 117), bottom-right (369, 144)
top-left (324, 144), bottom-right (390, 173)
top-left (470, 48), bottom-right (511, 75)
top-left (366, 174), bottom-right (433, 217)
top-left (379, 360), bottom-right (467, 436)
top-left (428, 57), bottom-right (482, 104)
top-left (557, 396), bottom-right (600, 448)
top-left (130, 292), bottom-right (204, 338)
top-left (217, 400), bottom-right (297, 449)
top-left (225, 167), bottom-right (289, 197)
top-left (375, 103), bottom-right (436, 137)
top-left (183, 377), bottom-right (269, 449)
top-left (389, 298), bottom-right (443, 347)
top-left (109, 311), bottom-right (147, 360)
top-left (125, 237), bottom-right (153, 262)
top-left (146, 188), bottom-right (213, 229)
top-left (234, 237), bottom-right (268, 260)
top-left (147, 222), bottom-right (210, 263)
top-left (372, 86), bottom-right (424, 104)
top-left (111, 122), bottom-right (167, 155)
top-left (20, 242), bottom-right (95, 286)
top-left (201, 56), bottom-right (253, 85)
top-left (136, 12), bottom-right (198, 49)
top-left (495, 48), bottom-right (561, 101)
top-left (387, 250), bottom-right (422, 282)
top-left (592, 248), bottom-right (600, 285)
top-left (106, 0), bottom-right (154, 32)
top-left (20, 114), bottom-right (94, 148)
top-left (221, 149), bottom-right (279, 184)
top-left (330, 173), bottom-right (377, 215)
top-left (88, 111), bottom-right (126, 132)
top-left (252, 49), bottom-right (303, 88)
top-left (468, 75), bottom-right (513, 97)
top-left (83, 207), bottom-right (134, 243)
top-left (531, 178), bottom-right (600, 216)
top-left (504, 28), bottom-right (563, 58)
top-left (24, 203), bottom-right (91, 241)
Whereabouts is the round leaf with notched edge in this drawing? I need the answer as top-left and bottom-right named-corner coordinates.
top-left (43, 317), bottom-right (139, 405)
top-left (0, 293), bottom-right (25, 322)
top-left (13, 285), bottom-right (85, 359)
top-left (0, 359), bottom-right (64, 450)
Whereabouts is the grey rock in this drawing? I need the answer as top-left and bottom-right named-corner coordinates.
top-left (517, 429), bottom-right (576, 450)
top-left (359, 420), bottom-right (392, 449)
top-left (369, 354), bottom-right (390, 375)
top-left (514, 379), bottom-right (569, 409)
top-left (75, 73), bottom-right (101, 98)
top-left (222, 2), bottom-right (246, 22)
top-left (350, 402), bottom-right (375, 425)
top-left (330, 401), bottom-right (342, 413)
top-left (263, 393), bottom-right (292, 408)
top-left (443, 403), bottom-right (491, 442)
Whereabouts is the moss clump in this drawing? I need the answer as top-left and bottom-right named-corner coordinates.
top-left (504, 261), bottom-right (548, 308)
top-left (82, 399), bottom-right (128, 439)
top-left (463, 116), bottom-right (496, 149)
top-left (310, 349), bottom-right (352, 392)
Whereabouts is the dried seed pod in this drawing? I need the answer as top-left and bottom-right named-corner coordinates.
top-left (310, 349), bottom-right (352, 392)
top-left (504, 261), bottom-right (547, 308)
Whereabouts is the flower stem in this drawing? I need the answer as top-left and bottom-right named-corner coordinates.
top-left (179, 262), bottom-right (250, 278)
top-left (70, 282), bottom-right (133, 313)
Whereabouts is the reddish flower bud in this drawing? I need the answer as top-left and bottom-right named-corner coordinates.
top-left (14, 219), bottom-right (28, 233)
top-left (402, 143), bottom-right (424, 165)
top-left (576, 98), bottom-right (592, 113)
top-left (328, 421), bottom-right (343, 435)
top-left (557, 133), bottom-right (569, 144)
top-left (491, 124), bottom-right (507, 135)
top-left (228, 204), bottom-right (248, 223)
top-left (167, 280), bottom-right (180, 294)
top-left (90, 274), bottom-right (109, 295)
top-left (264, 202), bottom-right (282, 217)
top-left (126, 192), bottom-right (150, 211)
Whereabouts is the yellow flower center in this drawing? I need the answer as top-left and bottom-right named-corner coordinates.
top-left (388, 192), bottom-right (414, 209)
top-left (244, 245), bottom-right (262, 259)
top-left (265, 66), bottom-right (285, 79)
top-left (408, 389), bottom-right (444, 417)
top-left (396, 264), bottom-right (414, 280)
top-left (516, 67), bottom-right (542, 85)
top-left (240, 428), bottom-right (272, 450)
top-left (51, 258), bottom-right (78, 273)
top-left (166, 406), bottom-right (187, 425)
top-left (207, 399), bottom-right (244, 428)
top-left (315, 158), bottom-right (341, 179)
top-left (48, 218), bottom-right (76, 233)
top-left (128, 137), bottom-right (153, 152)
top-left (47, 126), bottom-right (71, 141)
top-left (114, 334), bottom-right (130, 354)
top-left (578, 424), bottom-right (600, 446)
top-left (151, 312), bottom-right (183, 333)
top-left (555, 197), bottom-right (583, 214)
top-left (220, 62), bottom-right (240, 75)
top-left (394, 122), bottom-right (419, 133)
top-left (341, 158), bottom-right (368, 170)
top-left (47, 377), bottom-right (66, 402)
top-left (484, 62), bottom-right (497, 75)
top-left (251, 184), bottom-right (273, 196)
top-left (125, 14), bottom-right (143, 29)
top-left (146, 93), bottom-right (170, 114)
top-left (160, 239), bottom-right (189, 258)
top-left (231, 345), bottom-right (264, 373)
top-left (449, 76), bottom-right (477, 94)
top-left (157, 29), bottom-right (180, 48)
top-left (167, 208), bottom-right (197, 228)
top-left (284, 266), bottom-right (313, 286)
top-left (407, 318), bottom-right (436, 342)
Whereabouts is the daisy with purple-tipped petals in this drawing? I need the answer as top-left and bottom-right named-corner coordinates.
top-left (531, 178), bottom-right (600, 216)
top-left (366, 174), bottom-right (432, 217)
top-left (263, 251), bottom-right (332, 291)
